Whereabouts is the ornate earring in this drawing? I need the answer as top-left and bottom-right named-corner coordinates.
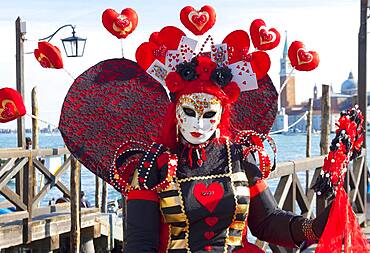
top-left (215, 128), bottom-right (220, 138)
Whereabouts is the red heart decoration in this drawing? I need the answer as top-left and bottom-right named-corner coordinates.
top-left (250, 19), bottom-right (280, 51)
top-left (222, 30), bottom-right (250, 64)
top-left (34, 41), bottom-right (63, 69)
top-left (205, 216), bottom-right (219, 227)
top-left (135, 26), bottom-right (185, 70)
top-left (180, 5), bottom-right (216, 36)
top-left (0, 88), bottom-right (26, 123)
top-left (288, 41), bottom-right (319, 71)
top-left (204, 231), bottom-right (215, 240)
top-left (193, 182), bottom-right (224, 213)
top-left (247, 51), bottom-right (271, 80)
top-left (102, 8), bottom-right (138, 39)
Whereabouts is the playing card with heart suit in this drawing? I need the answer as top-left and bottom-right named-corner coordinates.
top-left (178, 36), bottom-right (198, 62)
top-left (211, 44), bottom-right (228, 67)
top-left (229, 61), bottom-right (258, 92)
top-left (165, 50), bottom-right (183, 71)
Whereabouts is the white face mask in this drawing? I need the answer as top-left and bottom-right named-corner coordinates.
top-left (176, 93), bottom-right (222, 145)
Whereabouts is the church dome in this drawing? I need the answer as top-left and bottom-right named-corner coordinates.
top-left (341, 72), bottom-right (357, 95)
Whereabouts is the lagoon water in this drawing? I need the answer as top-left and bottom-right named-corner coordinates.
top-left (0, 132), bottom-right (368, 206)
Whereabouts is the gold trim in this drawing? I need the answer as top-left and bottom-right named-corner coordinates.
top-left (229, 220), bottom-right (245, 230)
top-left (173, 179), bottom-right (191, 251)
top-left (177, 172), bottom-right (231, 183)
top-left (169, 239), bottom-right (187, 249)
top-left (230, 172), bottom-right (248, 182)
top-left (226, 235), bottom-right (243, 246)
top-left (171, 226), bottom-right (185, 237)
top-left (235, 204), bottom-right (249, 214)
top-left (160, 196), bottom-right (182, 208)
top-left (163, 213), bottom-right (187, 223)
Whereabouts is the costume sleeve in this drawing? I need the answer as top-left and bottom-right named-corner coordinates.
top-left (121, 149), bottom-right (175, 253)
top-left (243, 156), bottom-right (329, 248)
top-left (124, 190), bottom-right (160, 253)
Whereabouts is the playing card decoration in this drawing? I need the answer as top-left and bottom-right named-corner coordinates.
top-left (135, 26), bottom-right (185, 71)
top-left (180, 5), bottom-right (216, 36)
top-left (250, 19), bottom-right (280, 51)
top-left (0, 88), bottom-right (26, 123)
top-left (222, 30), bottom-right (250, 64)
top-left (102, 8), bottom-right (138, 39)
top-left (34, 41), bottom-right (63, 69)
top-left (288, 41), bottom-right (319, 71)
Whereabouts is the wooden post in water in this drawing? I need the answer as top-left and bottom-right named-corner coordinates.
top-left (305, 98), bottom-right (313, 193)
top-left (71, 157), bottom-right (81, 253)
top-left (32, 86), bottom-right (39, 197)
top-left (318, 84), bottom-right (331, 214)
top-left (101, 181), bottom-right (108, 213)
top-left (15, 17), bottom-right (26, 208)
top-left (95, 176), bottom-right (101, 209)
top-left (320, 85), bottom-right (330, 155)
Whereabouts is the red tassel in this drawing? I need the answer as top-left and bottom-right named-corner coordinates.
top-left (315, 188), bottom-right (369, 253)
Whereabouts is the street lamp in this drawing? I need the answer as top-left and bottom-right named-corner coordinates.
top-left (39, 24), bottom-right (87, 57)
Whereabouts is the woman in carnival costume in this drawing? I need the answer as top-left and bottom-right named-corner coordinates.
top-left (59, 6), bottom-right (369, 253)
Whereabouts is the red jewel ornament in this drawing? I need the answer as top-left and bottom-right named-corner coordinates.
top-left (204, 245), bottom-right (213, 251)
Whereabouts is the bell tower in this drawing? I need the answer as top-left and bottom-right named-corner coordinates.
top-left (280, 32), bottom-right (296, 109)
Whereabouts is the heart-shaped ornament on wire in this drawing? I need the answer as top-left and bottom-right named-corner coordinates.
top-left (0, 88), bottom-right (26, 123)
top-left (288, 41), bottom-right (319, 71)
top-left (102, 8), bottom-right (138, 39)
top-left (250, 19), bottom-right (280, 51)
top-left (180, 5), bottom-right (216, 36)
top-left (34, 41), bottom-right (63, 69)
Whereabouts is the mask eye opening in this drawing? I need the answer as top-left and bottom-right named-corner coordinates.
top-left (203, 111), bottom-right (217, 119)
top-left (182, 107), bottom-right (196, 117)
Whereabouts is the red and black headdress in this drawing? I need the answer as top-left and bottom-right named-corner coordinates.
top-left (59, 12), bottom-right (278, 185)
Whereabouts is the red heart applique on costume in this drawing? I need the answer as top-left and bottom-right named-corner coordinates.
top-left (250, 19), bottom-right (280, 51)
top-left (135, 26), bottom-right (185, 70)
top-left (180, 5), bottom-right (216, 35)
top-left (34, 41), bottom-right (63, 69)
top-left (193, 182), bottom-right (224, 213)
top-left (0, 88), bottom-right (26, 123)
top-left (288, 41), bottom-right (319, 71)
top-left (204, 231), bottom-right (215, 240)
top-left (102, 8), bottom-right (138, 39)
top-left (205, 216), bottom-right (219, 227)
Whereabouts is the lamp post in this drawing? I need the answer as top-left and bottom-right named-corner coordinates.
top-left (39, 24), bottom-right (87, 57)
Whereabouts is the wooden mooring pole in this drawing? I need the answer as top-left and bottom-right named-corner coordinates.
top-left (101, 182), bottom-right (108, 213)
top-left (71, 157), bottom-right (81, 253)
top-left (320, 85), bottom-right (330, 156)
top-left (305, 98), bottom-right (313, 193)
top-left (95, 176), bottom-right (101, 209)
top-left (32, 86), bottom-right (39, 197)
top-left (15, 17), bottom-right (26, 210)
top-left (318, 84), bottom-right (331, 213)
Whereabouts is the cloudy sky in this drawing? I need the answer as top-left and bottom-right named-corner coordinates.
top-left (0, 0), bottom-right (363, 129)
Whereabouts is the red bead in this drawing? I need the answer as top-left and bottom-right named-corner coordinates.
top-left (204, 246), bottom-right (212, 251)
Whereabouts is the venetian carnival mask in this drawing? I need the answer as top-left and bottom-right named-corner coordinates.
top-left (176, 92), bottom-right (222, 145)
